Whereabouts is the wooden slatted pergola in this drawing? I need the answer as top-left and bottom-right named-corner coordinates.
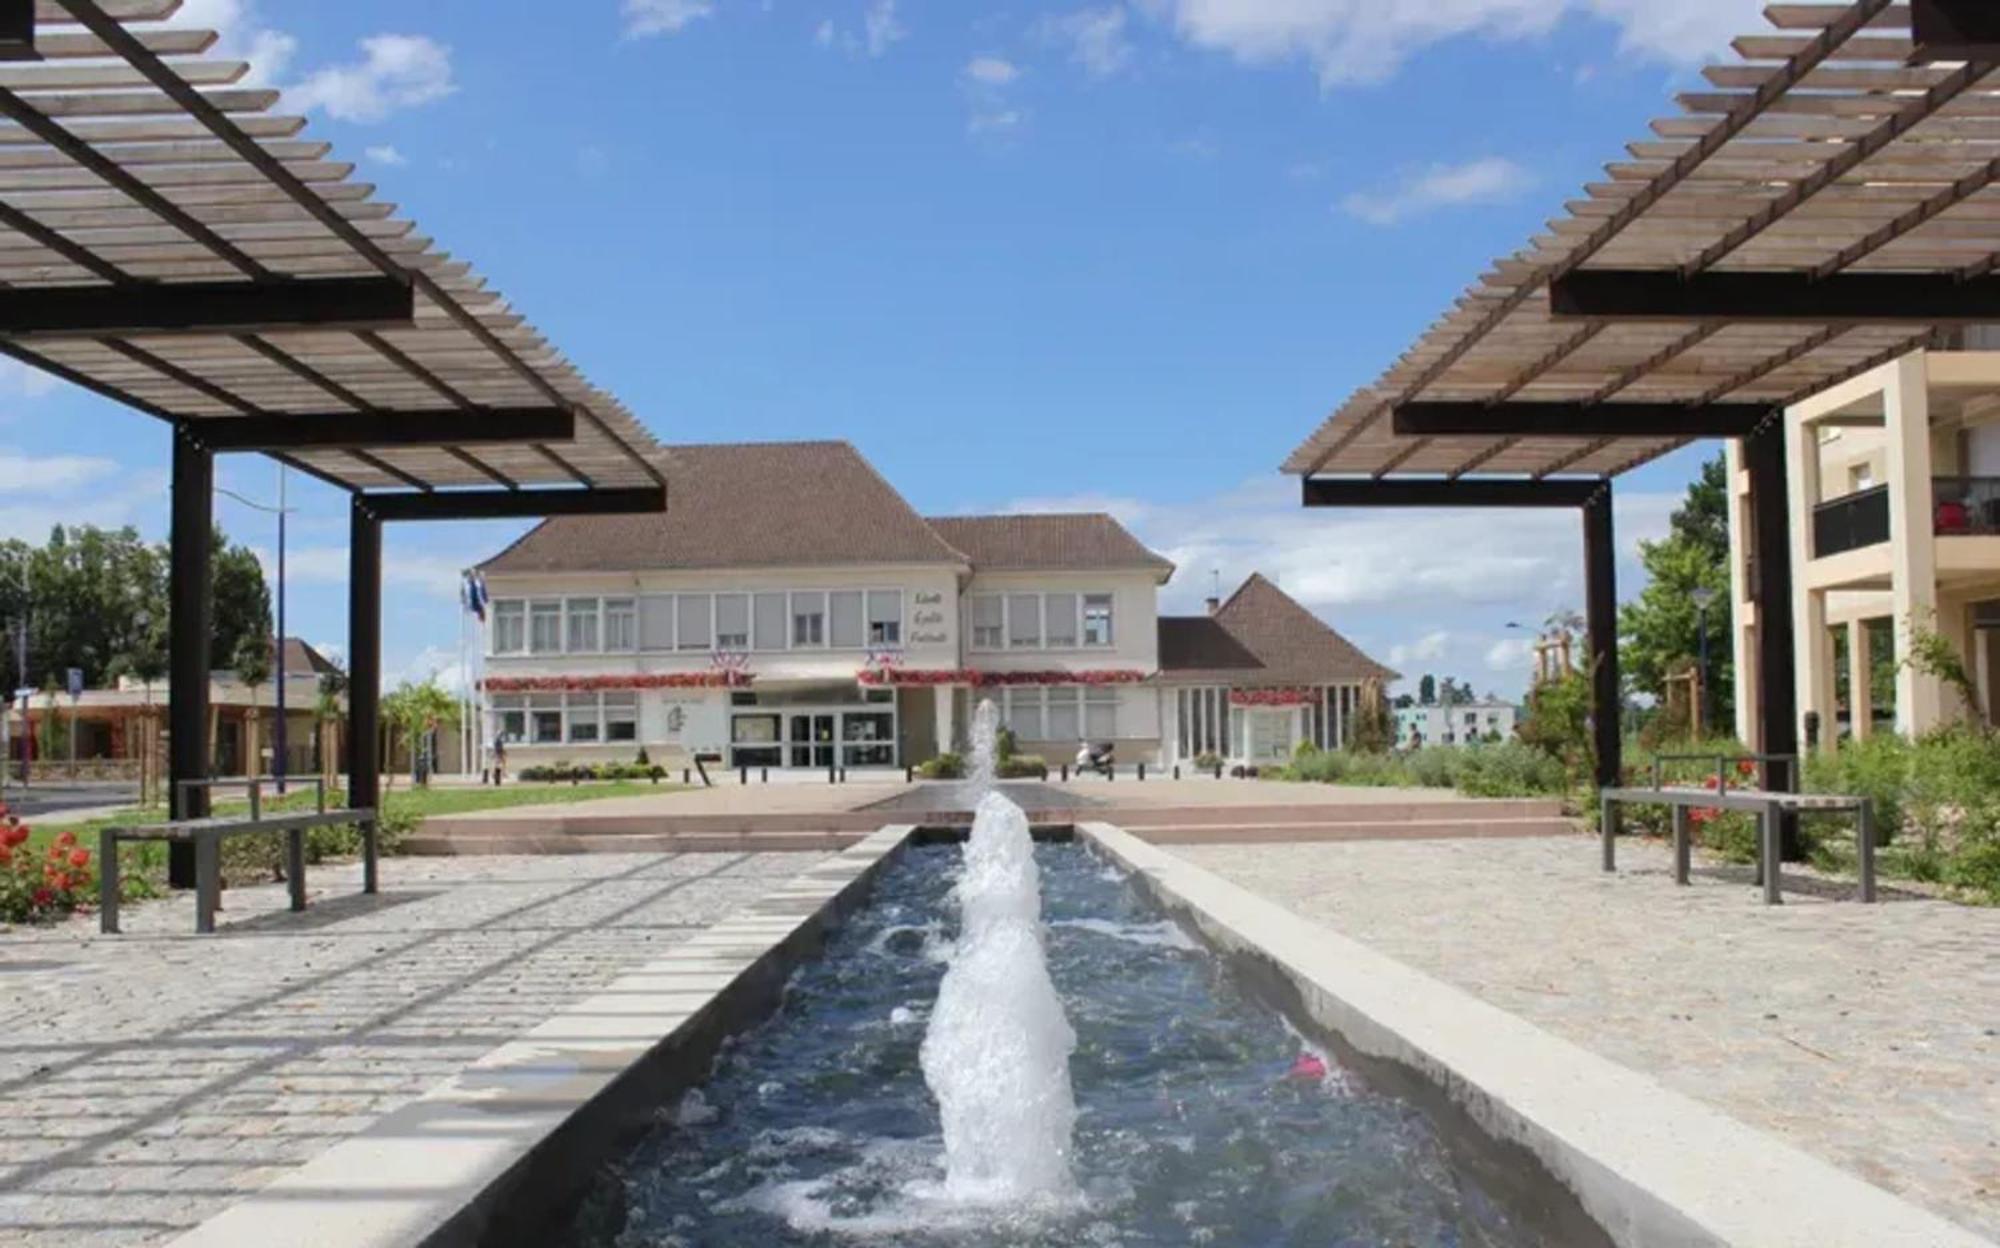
top-left (0, 1), bottom-right (670, 889)
top-left (1283, 1), bottom-right (2000, 830)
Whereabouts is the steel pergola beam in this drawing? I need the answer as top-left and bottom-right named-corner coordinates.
top-left (364, 485), bottom-right (665, 523)
top-left (1550, 269), bottom-right (2000, 324)
top-left (1393, 401), bottom-right (1770, 439)
top-left (1302, 477), bottom-right (1602, 509)
top-left (1912, 0), bottom-right (2000, 62)
top-left (0, 274), bottom-right (414, 337)
top-left (0, 0), bottom-right (34, 62)
top-left (199, 406), bottom-right (576, 452)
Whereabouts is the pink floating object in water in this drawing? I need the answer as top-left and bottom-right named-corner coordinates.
top-left (1289, 1052), bottom-right (1328, 1080)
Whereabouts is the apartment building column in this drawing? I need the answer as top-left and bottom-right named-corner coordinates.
top-left (1885, 353), bottom-right (1942, 733)
top-left (1725, 441), bottom-right (1759, 746)
top-left (1847, 618), bottom-right (1873, 741)
top-left (1787, 405), bottom-right (1838, 751)
top-left (932, 685), bottom-right (955, 757)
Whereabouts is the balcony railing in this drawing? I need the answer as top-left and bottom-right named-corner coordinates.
top-left (1931, 476), bottom-right (2000, 536)
top-left (1813, 485), bottom-right (1889, 558)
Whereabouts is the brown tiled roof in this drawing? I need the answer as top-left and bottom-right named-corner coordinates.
top-left (281, 637), bottom-right (339, 677)
top-left (1158, 573), bottom-right (1395, 685)
top-left (925, 514), bottom-right (1174, 577)
top-left (480, 442), bottom-right (969, 573)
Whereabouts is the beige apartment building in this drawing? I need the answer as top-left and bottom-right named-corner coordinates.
top-left (1728, 346), bottom-right (2000, 746)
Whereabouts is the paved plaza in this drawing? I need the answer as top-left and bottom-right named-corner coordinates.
top-left (0, 851), bottom-right (822, 1248)
top-left (1174, 834), bottom-right (2000, 1242)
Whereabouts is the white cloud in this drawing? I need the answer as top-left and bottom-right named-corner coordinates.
top-left (1484, 634), bottom-right (1537, 673)
top-left (814, 19), bottom-right (836, 46)
top-left (287, 34), bottom-right (455, 123)
top-left (1139, 0), bottom-right (1759, 86)
top-left (1044, 6), bottom-right (1135, 76)
top-left (1341, 156), bottom-right (1533, 226)
top-left (363, 144), bottom-right (407, 166)
top-left (1388, 630), bottom-right (1450, 670)
top-left (0, 449), bottom-right (119, 495)
top-left (167, 0), bottom-right (297, 86)
top-left (968, 109), bottom-right (1024, 136)
top-left (864, 0), bottom-right (906, 56)
top-left (964, 56), bottom-right (1020, 86)
top-left (623, 0), bottom-right (715, 37)
top-left (276, 545), bottom-right (470, 601)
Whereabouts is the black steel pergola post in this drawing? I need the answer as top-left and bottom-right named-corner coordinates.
top-left (1301, 476), bottom-right (1620, 788)
top-left (1581, 485), bottom-right (1621, 790)
top-left (1744, 417), bottom-right (1802, 857)
top-left (167, 422), bottom-right (213, 887)
top-left (347, 497), bottom-right (382, 894)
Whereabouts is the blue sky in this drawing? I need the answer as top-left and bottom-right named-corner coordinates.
top-left (4, 0), bottom-right (1764, 697)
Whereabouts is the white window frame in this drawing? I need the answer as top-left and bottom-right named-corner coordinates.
top-left (602, 598), bottom-right (638, 652)
top-left (1044, 592), bottom-right (1079, 649)
top-left (791, 591), bottom-right (827, 649)
top-left (1082, 593), bottom-right (1115, 648)
top-left (491, 601), bottom-right (526, 656)
top-left (676, 594), bottom-right (714, 652)
top-left (753, 591), bottom-right (790, 652)
top-left (867, 590), bottom-right (902, 646)
top-left (829, 590), bottom-right (865, 650)
top-left (565, 598), bottom-right (601, 654)
top-left (1006, 593), bottom-right (1042, 649)
top-left (566, 691), bottom-right (603, 743)
top-left (528, 600), bottom-right (562, 655)
top-left (1084, 685), bottom-right (1119, 738)
top-left (715, 593), bottom-right (751, 651)
top-left (970, 594), bottom-right (1004, 651)
top-left (604, 692), bottom-right (639, 743)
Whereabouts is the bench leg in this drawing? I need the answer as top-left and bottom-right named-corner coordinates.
top-left (194, 835), bottom-right (222, 934)
top-left (362, 819), bottom-right (378, 895)
top-left (98, 829), bottom-right (119, 935)
top-left (1857, 802), bottom-right (1876, 904)
top-left (286, 828), bottom-right (306, 912)
top-left (1671, 806), bottom-right (1690, 885)
top-left (1760, 803), bottom-right (1783, 906)
top-left (1600, 795), bottom-right (1619, 872)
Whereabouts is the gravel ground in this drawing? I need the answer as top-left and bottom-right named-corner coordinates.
top-left (1172, 833), bottom-right (2000, 1243)
top-left (0, 851), bottom-right (822, 1248)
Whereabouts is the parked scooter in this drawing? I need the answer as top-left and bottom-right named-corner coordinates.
top-left (1075, 740), bottom-right (1115, 778)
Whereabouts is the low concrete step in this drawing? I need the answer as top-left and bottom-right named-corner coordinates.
top-left (405, 829), bottom-right (871, 855)
top-left (1115, 817), bottom-right (1576, 844)
top-left (1102, 799), bottom-right (1564, 825)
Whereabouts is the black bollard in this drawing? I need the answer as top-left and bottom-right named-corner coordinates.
top-left (740, 765), bottom-right (749, 785)
top-left (1173, 765), bottom-right (1181, 780)
top-left (1061, 763), bottom-right (1069, 782)
top-left (1138, 762), bottom-right (1146, 782)
top-left (762, 767), bottom-right (769, 784)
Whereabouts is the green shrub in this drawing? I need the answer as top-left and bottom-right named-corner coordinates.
top-left (997, 754), bottom-right (1048, 780)
top-left (1451, 741), bottom-right (1569, 797)
top-left (917, 753), bottom-right (965, 780)
top-left (1803, 728), bottom-right (2000, 902)
top-left (1192, 751), bottom-right (1224, 772)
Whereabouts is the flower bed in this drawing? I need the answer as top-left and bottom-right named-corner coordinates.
top-left (0, 811), bottom-right (92, 924)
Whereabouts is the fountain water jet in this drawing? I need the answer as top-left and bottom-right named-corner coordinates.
top-left (919, 700), bottom-right (1078, 1204)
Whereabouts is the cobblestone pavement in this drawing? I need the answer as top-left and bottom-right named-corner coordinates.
top-left (0, 851), bottom-right (822, 1248)
top-left (1173, 834), bottom-right (2000, 1242)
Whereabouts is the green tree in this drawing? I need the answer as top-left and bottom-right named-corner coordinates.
top-left (1417, 674), bottom-right (1437, 706)
top-left (1619, 453), bottom-right (1734, 724)
top-left (380, 678), bottom-right (461, 790)
top-left (210, 525), bottom-right (272, 674)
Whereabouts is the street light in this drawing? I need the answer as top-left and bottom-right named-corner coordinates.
top-left (1691, 586), bottom-right (1717, 737)
top-left (217, 467), bottom-right (296, 793)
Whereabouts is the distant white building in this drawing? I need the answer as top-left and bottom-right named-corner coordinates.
top-left (1395, 699), bottom-right (1518, 748)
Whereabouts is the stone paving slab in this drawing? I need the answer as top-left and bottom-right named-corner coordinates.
top-left (0, 851), bottom-right (823, 1248)
top-left (1172, 834), bottom-right (2000, 1243)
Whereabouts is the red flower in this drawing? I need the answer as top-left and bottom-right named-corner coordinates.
top-left (3, 824), bottom-right (25, 848)
top-left (68, 848), bottom-right (89, 869)
top-left (1736, 759), bottom-right (1756, 778)
top-left (0, 845), bottom-right (11, 866)
top-left (31, 887), bottom-right (51, 907)
top-left (54, 830), bottom-right (75, 850)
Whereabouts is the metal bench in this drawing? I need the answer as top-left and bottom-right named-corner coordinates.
top-left (1600, 771), bottom-right (1875, 904)
top-left (99, 778), bottom-right (376, 934)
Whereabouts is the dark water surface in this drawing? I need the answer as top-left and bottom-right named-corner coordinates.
top-left (561, 844), bottom-right (1557, 1247)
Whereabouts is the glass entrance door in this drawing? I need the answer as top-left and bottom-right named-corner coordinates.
top-left (842, 711), bottom-right (896, 767)
top-left (789, 713), bottom-right (837, 768)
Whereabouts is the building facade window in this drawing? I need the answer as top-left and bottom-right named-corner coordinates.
top-left (603, 598), bottom-right (637, 651)
top-left (565, 599), bottom-right (600, 653)
top-left (971, 595), bottom-right (1003, 649)
top-left (529, 694), bottom-right (563, 744)
top-left (792, 591), bottom-right (826, 647)
top-left (529, 600), bottom-right (562, 654)
top-left (1001, 685), bottom-right (1119, 741)
top-left (567, 692), bottom-right (601, 742)
top-left (754, 592), bottom-right (789, 651)
top-left (676, 594), bottom-right (713, 651)
top-left (829, 591), bottom-right (864, 649)
top-left (604, 692), bottom-right (639, 742)
top-left (492, 601), bottom-right (526, 655)
top-left (640, 595), bottom-right (676, 652)
top-left (1006, 594), bottom-right (1041, 648)
top-left (1082, 593), bottom-right (1114, 647)
top-left (715, 594), bottom-right (751, 650)
top-left (1044, 593), bottom-right (1078, 648)
top-left (867, 590), bottom-right (902, 645)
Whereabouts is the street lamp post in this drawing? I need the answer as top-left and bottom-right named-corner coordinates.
top-left (1691, 586), bottom-right (1717, 739)
top-left (218, 467), bottom-right (295, 793)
